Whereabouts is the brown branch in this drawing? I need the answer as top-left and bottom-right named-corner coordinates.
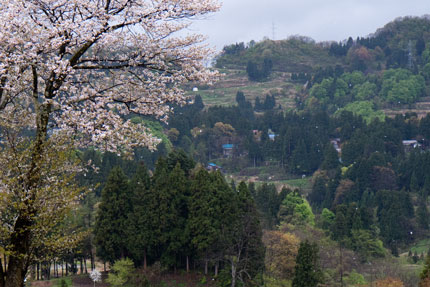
top-left (0, 73), bottom-right (8, 111)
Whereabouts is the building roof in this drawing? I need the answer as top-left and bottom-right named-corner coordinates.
top-left (222, 144), bottom-right (234, 149)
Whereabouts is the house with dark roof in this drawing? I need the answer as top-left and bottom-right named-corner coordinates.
top-left (222, 144), bottom-right (234, 157)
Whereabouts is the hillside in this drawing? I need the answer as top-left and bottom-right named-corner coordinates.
top-left (191, 69), bottom-right (298, 109)
top-left (197, 16), bottom-right (430, 120)
top-left (215, 16), bottom-right (430, 73)
top-left (215, 37), bottom-right (343, 73)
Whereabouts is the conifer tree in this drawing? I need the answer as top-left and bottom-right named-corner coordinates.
top-left (150, 158), bottom-right (172, 257)
top-left (309, 176), bottom-right (327, 209)
top-left (226, 182), bottom-right (265, 287)
top-left (161, 163), bottom-right (191, 269)
top-left (125, 165), bottom-right (154, 268)
top-left (321, 143), bottom-right (339, 170)
top-left (94, 167), bottom-right (131, 264)
top-left (292, 240), bottom-right (323, 287)
top-left (410, 172), bottom-right (420, 192)
top-left (188, 169), bottom-right (224, 274)
top-left (417, 200), bottom-right (430, 230)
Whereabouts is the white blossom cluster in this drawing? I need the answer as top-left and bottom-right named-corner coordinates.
top-left (0, 0), bottom-right (220, 153)
top-left (0, 0), bottom-right (220, 276)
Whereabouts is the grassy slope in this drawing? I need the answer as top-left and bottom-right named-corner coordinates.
top-left (191, 69), bottom-right (299, 110)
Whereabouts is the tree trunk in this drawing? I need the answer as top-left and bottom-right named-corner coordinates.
top-left (5, 102), bottom-right (51, 287)
top-left (47, 262), bottom-right (51, 280)
top-left (231, 261), bottom-right (236, 287)
top-left (84, 257), bottom-right (87, 274)
top-left (214, 261), bottom-right (218, 276)
top-left (90, 253), bottom-right (94, 271)
top-left (0, 258), bottom-right (5, 287)
top-left (80, 258), bottom-right (83, 274)
top-left (143, 250), bottom-right (147, 270)
top-left (186, 256), bottom-right (189, 273)
top-left (5, 215), bottom-right (33, 287)
top-left (204, 260), bottom-right (208, 275)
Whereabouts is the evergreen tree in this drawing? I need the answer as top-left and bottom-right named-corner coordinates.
top-left (332, 208), bottom-right (349, 242)
top-left (226, 182), bottom-right (265, 287)
top-left (161, 162), bottom-right (191, 269)
top-left (94, 167), bottom-right (131, 263)
top-left (321, 144), bottom-right (339, 170)
top-left (235, 91), bottom-right (246, 106)
top-left (188, 169), bottom-right (230, 274)
top-left (423, 176), bottom-right (430, 199)
top-left (263, 94), bottom-right (276, 110)
top-left (417, 200), bottom-right (430, 230)
top-left (291, 139), bottom-right (310, 174)
top-left (309, 176), bottom-right (327, 209)
top-left (254, 96), bottom-right (263, 111)
top-left (292, 240), bottom-right (323, 287)
top-left (410, 171), bottom-right (420, 192)
top-left (166, 149), bottom-right (195, 177)
top-left (125, 165), bottom-right (155, 268)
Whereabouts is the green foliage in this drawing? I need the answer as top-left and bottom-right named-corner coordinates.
top-left (294, 201), bottom-right (315, 226)
top-left (376, 190), bottom-right (414, 244)
top-left (54, 278), bottom-right (72, 287)
top-left (263, 275), bottom-right (292, 287)
top-left (95, 167), bottom-right (131, 263)
top-left (344, 270), bottom-right (367, 286)
top-left (253, 183), bottom-right (286, 228)
top-left (107, 258), bottom-right (135, 287)
top-left (320, 208), bottom-right (335, 231)
top-left (125, 164), bottom-right (156, 266)
top-left (279, 192), bottom-right (315, 226)
top-left (380, 68), bottom-right (425, 104)
top-left (131, 117), bottom-right (173, 152)
top-left (350, 229), bottom-right (386, 260)
top-left (216, 37), bottom-right (341, 73)
top-left (335, 101), bottom-right (385, 124)
top-left (246, 58), bottom-right (273, 81)
top-left (291, 240), bottom-right (323, 287)
top-left (421, 255), bottom-right (430, 284)
top-left (352, 81), bottom-right (378, 101)
top-left (321, 144), bottom-right (339, 170)
top-left (417, 200), bottom-right (430, 230)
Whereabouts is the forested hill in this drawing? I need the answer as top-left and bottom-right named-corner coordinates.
top-left (215, 36), bottom-right (342, 73)
top-left (215, 16), bottom-right (430, 73)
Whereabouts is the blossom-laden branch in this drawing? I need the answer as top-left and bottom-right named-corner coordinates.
top-left (0, 0), bottom-right (220, 152)
top-left (0, 1), bottom-right (220, 286)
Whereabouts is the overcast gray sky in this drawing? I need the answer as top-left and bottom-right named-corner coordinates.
top-left (188, 0), bottom-right (430, 51)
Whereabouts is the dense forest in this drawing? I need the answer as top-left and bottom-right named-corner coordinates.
top-left (24, 15), bottom-right (430, 287)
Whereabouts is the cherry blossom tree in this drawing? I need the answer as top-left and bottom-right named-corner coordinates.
top-left (90, 269), bottom-right (102, 287)
top-left (0, 0), bottom-right (219, 286)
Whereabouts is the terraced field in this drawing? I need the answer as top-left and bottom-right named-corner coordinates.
top-left (190, 69), bottom-right (298, 110)
top-left (382, 97), bottom-right (430, 118)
